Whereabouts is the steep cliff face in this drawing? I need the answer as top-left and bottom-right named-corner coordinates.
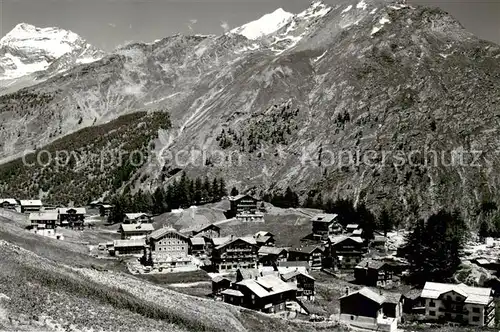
top-left (0, 0), bottom-right (500, 222)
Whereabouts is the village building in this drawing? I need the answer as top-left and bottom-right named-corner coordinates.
top-left (20, 200), bottom-right (43, 213)
top-left (402, 289), bottom-right (423, 314)
top-left (420, 282), bottom-right (495, 327)
top-left (346, 224), bottom-right (361, 234)
top-left (26, 223), bottom-right (64, 240)
top-left (57, 207), bottom-right (86, 228)
top-left (111, 239), bottom-right (146, 256)
top-left (254, 231), bottom-right (275, 247)
top-left (236, 268), bottom-right (261, 282)
top-left (310, 213), bottom-right (342, 241)
top-left (212, 276), bottom-right (232, 296)
top-left (287, 245), bottom-right (324, 270)
top-left (123, 213), bottom-right (152, 224)
top-left (221, 274), bottom-right (297, 315)
top-left (146, 227), bottom-right (191, 268)
top-left (0, 198), bottom-right (18, 209)
top-left (281, 270), bottom-right (315, 301)
top-left (211, 236), bottom-right (258, 272)
top-left (99, 204), bottom-right (113, 217)
top-left (228, 194), bottom-right (259, 217)
top-left (329, 235), bottom-right (367, 270)
top-left (119, 223), bottom-right (155, 239)
top-left (354, 259), bottom-right (394, 287)
top-left (189, 237), bottom-right (206, 256)
top-left (185, 223), bottom-right (221, 238)
top-left (29, 212), bottom-right (58, 229)
top-left (89, 200), bottom-right (104, 209)
top-left (339, 287), bottom-right (401, 332)
top-left (258, 246), bottom-right (288, 266)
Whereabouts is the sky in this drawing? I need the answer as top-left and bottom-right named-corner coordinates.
top-left (1, 0), bottom-right (499, 51)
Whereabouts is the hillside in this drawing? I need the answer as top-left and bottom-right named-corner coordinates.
top-left (0, 0), bottom-right (500, 223)
top-left (0, 111), bottom-right (170, 204)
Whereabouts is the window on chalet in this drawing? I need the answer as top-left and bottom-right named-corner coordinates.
top-left (472, 307), bottom-right (480, 313)
top-left (429, 300), bottom-right (436, 307)
top-left (429, 311), bottom-right (436, 317)
top-left (472, 316), bottom-right (480, 322)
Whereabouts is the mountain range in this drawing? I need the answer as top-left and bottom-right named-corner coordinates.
top-left (1, 0), bottom-right (500, 225)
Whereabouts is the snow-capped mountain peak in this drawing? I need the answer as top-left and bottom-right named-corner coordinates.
top-left (230, 8), bottom-right (294, 40)
top-left (0, 23), bottom-right (105, 83)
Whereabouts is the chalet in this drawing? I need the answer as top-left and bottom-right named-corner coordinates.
top-left (211, 237), bottom-right (258, 272)
top-left (281, 270), bottom-right (315, 300)
top-left (189, 237), bottom-right (206, 256)
top-left (0, 198), bottom-right (17, 209)
top-left (112, 239), bottom-right (146, 256)
top-left (287, 245), bottom-right (324, 270)
top-left (57, 207), bottom-right (86, 228)
top-left (147, 227), bottom-right (190, 268)
top-left (221, 274), bottom-right (296, 314)
top-left (89, 200), bottom-right (104, 209)
top-left (119, 223), bottom-right (154, 239)
top-left (354, 259), bottom-right (394, 287)
top-left (212, 276), bottom-right (232, 296)
top-left (254, 231), bottom-right (275, 247)
top-left (228, 194), bottom-right (259, 217)
top-left (20, 200), bottom-right (43, 213)
top-left (258, 246), bottom-right (288, 266)
top-left (372, 234), bottom-right (388, 249)
top-left (340, 287), bottom-right (399, 332)
top-left (420, 282), bottom-right (495, 327)
top-left (187, 223), bottom-right (221, 238)
top-left (329, 235), bottom-right (367, 270)
top-left (382, 292), bottom-right (403, 323)
top-left (123, 213), bottom-right (152, 224)
top-left (29, 212), bottom-right (58, 229)
top-left (100, 204), bottom-right (113, 217)
top-left (311, 213), bottom-right (341, 241)
top-left (236, 212), bottom-right (264, 222)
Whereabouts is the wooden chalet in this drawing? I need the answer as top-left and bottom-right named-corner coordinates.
top-left (112, 239), bottom-right (146, 256)
top-left (254, 231), bottom-right (275, 247)
top-left (123, 213), bottom-right (152, 224)
top-left (29, 212), bottom-right (58, 229)
top-left (20, 200), bottom-right (43, 213)
top-left (281, 270), bottom-right (315, 300)
top-left (221, 274), bottom-right (296, 314)
top-left (188, 223), bottom-right (221, 239)
top-left (211, 236), bottom-right (258, 272)
top-left (189, 236), bottom-right (206, 256)
top-left (287, 245), bottom-right (324, 270)
top-left (328, 235), bottom-right (367, 269)
top-left (228, 194), bottom-right (259, 218)
top-left (57, 207), bottom-right (86, 228)
top-left (258, 246), bottom-right (288, 266)
top-left (354, 258), bottom-right (394, 287)
top-left (212, 276), bottom-right (232, 296)
top-left (310, 213), bottom-right (341, 241)
top-left (119, 223), bottom-right (154, 240)
top-left (99, 204), bottom-right (113, 217)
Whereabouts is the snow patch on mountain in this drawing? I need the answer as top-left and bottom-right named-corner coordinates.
top-left (230, 8), bottom-right (294, 40)
top-left (371, 16), bottom-right (392, 35)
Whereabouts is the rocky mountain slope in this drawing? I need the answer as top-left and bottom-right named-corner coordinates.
top-left (1, 0), bottom-right (500, 223)
top-left (0, 23), bottom-right (104, 95)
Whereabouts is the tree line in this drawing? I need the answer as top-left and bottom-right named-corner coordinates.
top-left (108, 172), bottom-right (227, 224)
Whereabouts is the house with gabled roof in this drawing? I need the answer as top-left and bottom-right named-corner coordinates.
top-left (146, 227), bottom-right (191, 268)
top-left (421, 282), bottom-right (495, 327)
top-left (20, 200), bottom-right (43, 213)
top-left (254, 231), bottom-right (275, 247)
top-left (211, 236), bottom-right (258, 272)
top-left (188, 236), bottom-right (206, 256)
top-left (328, 235), bottom-right (367, 270)
top-left (119, 223), bottom-right (154, 239)
top-left (57, 207), bottom-right (86, 228)
top-left (221, 274), bottom-right (297, 315)
top-left (281, 270), bottom-right (315, 301)
top-left (288, 245), bottom-right (324, 270)
top-left (311, 213), bottom-right (342, 241)
top-left (340, 287), bottom-right (400, 332)
top-left (29, 212), bottom-right (58, 229)
top-left (123, 213), bottom-right (152, 224)
top-left (355, 258), bottom-right (394, 287)
top-left (258, 246), bottom-right (288, 266)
